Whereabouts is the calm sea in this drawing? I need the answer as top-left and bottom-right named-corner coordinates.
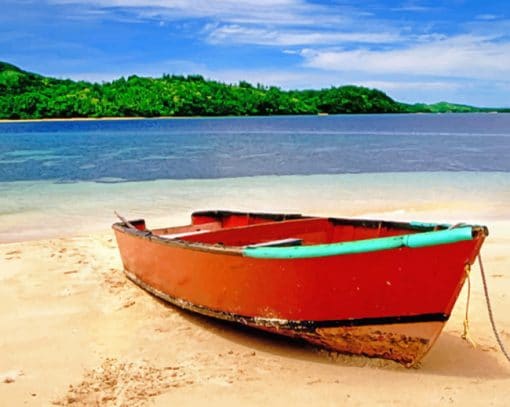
top-left (1, 114), bottom-right (509, 241)
top-left (1, 114), bottom-right (509, 182)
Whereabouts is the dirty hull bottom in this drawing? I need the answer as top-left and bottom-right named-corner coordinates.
top-left (124, 270), bottom-right (444, 367)
top-left (257, 321), bottom-right (444, 367)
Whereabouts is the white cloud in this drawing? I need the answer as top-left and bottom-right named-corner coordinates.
top-left (391, 5), bottom-right (432, 12)
top-left (47, 0), bottom-right (404, 49)
top-left (206, 24), bottom-right (401, 46)
top-left (389, 0), bottom-right (439, 13)
top-left (49, 0), bottom-right (338, 26)
top-left (301, 35), bottom-right (510, 81)
top-left (475, 14), bottom-right (501, 21)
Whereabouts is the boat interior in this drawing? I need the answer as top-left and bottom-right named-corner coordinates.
top-left (136, 211), bottom-right (445, 248)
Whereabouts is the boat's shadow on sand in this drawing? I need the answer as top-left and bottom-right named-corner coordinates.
top-left (153, 297), bottom-right (508, 379)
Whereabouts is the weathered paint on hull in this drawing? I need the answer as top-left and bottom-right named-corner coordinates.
top-left (264, 322), bottom-right (444, 367)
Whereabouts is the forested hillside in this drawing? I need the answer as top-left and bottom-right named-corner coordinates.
top-left (0, 62), bottom-right (501, 119)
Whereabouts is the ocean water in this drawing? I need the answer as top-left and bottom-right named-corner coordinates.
top-left (1, 114), bottom-right (510, 182)
top-left (1, 114), bottom-right (509, 241)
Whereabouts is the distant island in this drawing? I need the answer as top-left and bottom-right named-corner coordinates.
top-left (0, 61), bottom-right (507, 120)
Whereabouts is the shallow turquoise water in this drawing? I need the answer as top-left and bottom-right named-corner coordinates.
top-left (1, 172), bottom-right (508, 242)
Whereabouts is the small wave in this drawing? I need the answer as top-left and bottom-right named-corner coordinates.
top-left (94, 177), bottom-right (128, 183)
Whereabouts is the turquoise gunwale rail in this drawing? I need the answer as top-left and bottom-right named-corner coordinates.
top-left (242, 226), bottom-right (474, 259)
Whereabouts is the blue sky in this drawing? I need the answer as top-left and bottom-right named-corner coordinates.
top-left (2, 0), bottom-right (510, 106)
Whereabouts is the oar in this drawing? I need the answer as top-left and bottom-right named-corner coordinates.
top-left (114, 211), bottom-right (137, 230)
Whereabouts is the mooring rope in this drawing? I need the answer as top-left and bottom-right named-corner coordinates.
top-left (461, 263), bottom-right (477, 347)
top-left (478, 254), bottom-right (510, 363)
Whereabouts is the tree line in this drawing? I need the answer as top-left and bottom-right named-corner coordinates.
top-left (0, 61), bottom-right (500, 120)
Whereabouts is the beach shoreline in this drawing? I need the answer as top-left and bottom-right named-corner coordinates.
top-left (0, 114), bottom-right (324, 124)
top-left (2, 111), bottom-right (508, 124)
top-left (2, 171), bottom-right (509, 244)
top-left (0, 116), bottom-right (181, 124)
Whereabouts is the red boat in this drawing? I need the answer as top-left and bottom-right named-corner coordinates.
top-left (113, 210), bottom-right (487, 366)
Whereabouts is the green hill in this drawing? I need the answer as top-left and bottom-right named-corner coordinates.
top-left (0, 61), bottom-right (504, 119)
top-left (403, 101), bottom-right (493, 113)
top-left (0, 61), bottom-right (24, 72)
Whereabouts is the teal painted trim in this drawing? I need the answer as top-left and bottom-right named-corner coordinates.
top-left (409, 221), bottom-right (451, 229)
top-left (405, 227), bottom-right (472, 247)
top-left (243, 227), bottom-right (474, 259)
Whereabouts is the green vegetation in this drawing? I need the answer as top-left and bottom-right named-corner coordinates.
top-left (402, 101), bottom-right (508, 113)
top-left (0, 61), bottom-right (506, 120)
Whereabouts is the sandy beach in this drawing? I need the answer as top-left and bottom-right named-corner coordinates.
top-left (1, 213), bottom-right (509, 406)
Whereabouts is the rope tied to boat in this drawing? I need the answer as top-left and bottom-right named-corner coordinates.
top-left (461, 252), bottom-right (510, 363)
top-left (478, 254), bottom-right (510, 363)
top-left (447, 220), bottom-right (510, 362)
top-left (461, 263), bottom-right (477, 348)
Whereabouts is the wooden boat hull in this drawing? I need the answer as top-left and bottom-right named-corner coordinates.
top-left (113, 210), bottom-right (487, 366)
top-left (125, 267), bottom-right (442, 365)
